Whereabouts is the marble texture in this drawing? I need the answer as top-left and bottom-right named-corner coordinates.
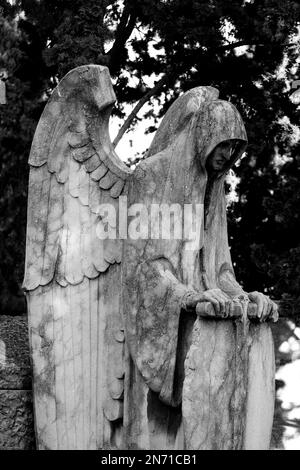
top-left (23, 65), bottom-right (276, 450)
top-left (23, 65), bottom-right (130, 449)
top-left (183, 319), bottom-right (275, 450)
top-left (0, 316), bottom-right (35, 450)
top-left (122, 84), bottom-right (275, 450)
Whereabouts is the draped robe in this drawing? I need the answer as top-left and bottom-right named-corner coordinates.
top-left (122, 93), bottom-right (275, 450)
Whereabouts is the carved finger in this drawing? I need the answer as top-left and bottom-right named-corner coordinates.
top-left (208, 297), bottom-right (220, 315)
top-left (223, 300), bottom-right (230, 318)
top-left (224, 298), bottom-right (233, 318)
top-left (259, 297), bottom-right (266, 321)
top-left (255, 296), bottom-right (264, 319)
top-left (229, 301), bottom-right (236, 318)
top-left (220, 299), bottom-right (230, 318)
top-left (266, 299), bottom-right (273, 321)
top-left (227, 300), bottom-right (232, 318)
top-left (211, 292), bottom-right (227, 316)
top-left (211, 293), bottom-right (224, 315)
top-left (261, 297), bottom-right (269, 322)
top-left (219, 298), bottom-right (226, 316)
top-left (271, 302), bottom-right (279, 323)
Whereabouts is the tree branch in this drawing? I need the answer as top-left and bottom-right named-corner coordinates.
top-left (113, 74), bottom-right (169, 148)
top-left (112, 37), bottom-right (299, 147)
top-left (107, 2), bottom-right (137, 71)
top-left (217, 41), bottom-right (263, 51)
top-left (217, 40), bottom-right (298, 53)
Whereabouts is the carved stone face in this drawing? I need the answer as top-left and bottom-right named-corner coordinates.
top-left (206, 140), bottom-right (236, 173)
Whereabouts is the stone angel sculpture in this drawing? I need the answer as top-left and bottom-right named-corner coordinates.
top-left (23, 65), bottom-right (278, 450)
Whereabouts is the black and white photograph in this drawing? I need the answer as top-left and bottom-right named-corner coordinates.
top-left (0, 0), bottom-right (300, 453)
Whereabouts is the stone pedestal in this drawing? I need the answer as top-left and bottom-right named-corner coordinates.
top-left (183, 317), bottom-right (275, 450)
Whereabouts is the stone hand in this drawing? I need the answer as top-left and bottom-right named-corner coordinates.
top-left (248, 291), bottom-right (279, 322)
top-left (185, 288), bottom-right (231, 317)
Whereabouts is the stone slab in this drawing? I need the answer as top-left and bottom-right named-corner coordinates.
top-left (0, 389), bottom-right (35, 449)
top-left (0, 315), bottom-right (31, 390)
top-left (0, 316), bottom-right (35, 449)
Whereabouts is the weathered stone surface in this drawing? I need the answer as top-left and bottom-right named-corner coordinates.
top-left (0, 316), bottom-right (31, 390)
top-left (23, 65), bottom-right (131, 449)
top-left (183, 319), bottom-right (275, 450)
top-left (23, 64), bottom-right (277, 450)
top-left (0, 390), bottom-right (35, 449)
top-left (0, 316), bottom-right (35, 450)
top-left (123, 84), bottom-right (277, 450)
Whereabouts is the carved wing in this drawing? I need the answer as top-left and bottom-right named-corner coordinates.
top-left (23, 65), bottom-right (132, 449)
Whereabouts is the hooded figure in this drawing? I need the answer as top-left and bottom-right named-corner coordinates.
top-left (122, 86), bottom-right (276, 450)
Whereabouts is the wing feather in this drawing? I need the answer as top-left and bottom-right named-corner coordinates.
top-left (83, 153), bottom-right (101, 173)
top-left (68, 158), bottom-right (81, 198)
top-left (100, 264), bottom-right (124, 423)
top-left (64, 189), bottom-right (84, 285)
top-left (92, 240), bottom-right (110, 273)
top-left (52, 282), bottom-right (69, 449)
top-left (99, 171), bottom-right (119, 189)
top-left (47, 116), bottom-right (69, 176)
top-left (80, 199), bottom-right (99, 279)
top-left (72, 144), bottom-right (96, 163)
top-left (78, 165), bottom-right (89, 206)
top-left (104, 238), bottom-right (122, 264)
top-left (23, 166), bottom-right (51, 290)
top-left (61, 283), bottom-right (77, 449)
top-left (24, 64), bottom-right (132, 449)
top-left (41, 174), bottom-right (64, 285)
top-left (104, 154), bottom-right (129, 180)
top-left (89, 279), bottom-right (99, 448)
top-left (89, 177), bottom-right (102, 213)
top-left (110, 179), bottom-right (125, 198)
top-left (68, 134), bottom-right (90, 148)
top-left (79, 277), bottom-right (92, 448)
top-left (27, 284), bottom-right (58, 450)
top-left (92, 162), bottom-right (108, 181)
top-left (70, 282), bottom-right (85, 449)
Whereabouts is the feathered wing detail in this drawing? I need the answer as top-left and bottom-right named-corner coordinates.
top-left (23, 65), bottom-right (132, 449)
